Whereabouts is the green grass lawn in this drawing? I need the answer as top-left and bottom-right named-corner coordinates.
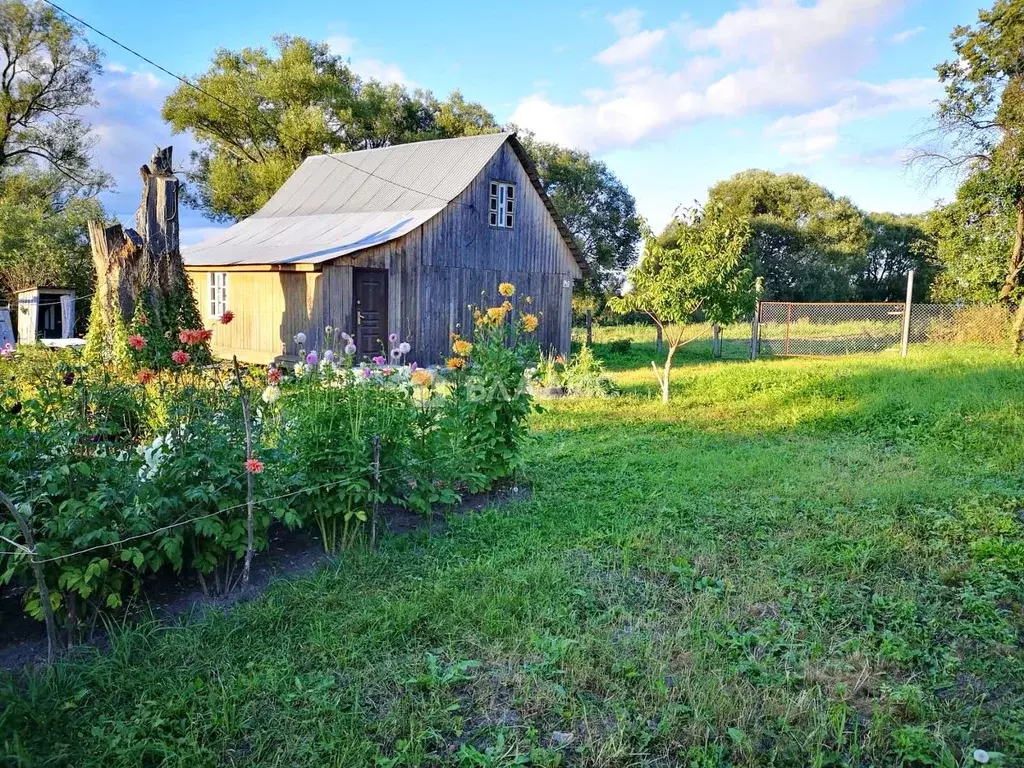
top-left (5, 344), bottom-right (1024, 766)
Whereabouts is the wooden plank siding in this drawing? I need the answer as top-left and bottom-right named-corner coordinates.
top-left (185, 137), bottom-right (579, 366)
top-left (413, 141), bottom-right (580, 361)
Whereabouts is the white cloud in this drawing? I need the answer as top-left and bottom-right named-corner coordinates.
top-left (85, 67), bottom-right (183, 212)
top-left (890, 26), bottom-right (925, 44)
top-left (325, 34), bottom-right (355, 56)
top-left (595, 29), bottom-right (666, 66)
top-left (326, 32), bottom-right (412, 86)
top-left (510, 0), bottom-right (925, 155)
top-left (765, 78), bottom-right (940, 162)
top-left (595, 8), bottom-right (666, 67)
top-left (352, 58), bottom-right (413, 87)
top-left (608, 8), bottom-right (644, 37)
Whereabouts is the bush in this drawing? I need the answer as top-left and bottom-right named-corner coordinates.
top-left (925, 304), bottom-right (1011, 345)
top-left (0, 284), bottom-right (542, 630)
top-left (608, 338), bottom-right (632, 355)
top-left (564, 344), bottom-right (616, 397)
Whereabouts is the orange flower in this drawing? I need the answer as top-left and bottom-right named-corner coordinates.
top-left (501, 300), bottom-right (512, 312)
top-left (446, 356), bottom-right (465, 370)
top-left (136, 369), bottom-right (155, 384)
top-left (244, 457), bottom-right (265, 474)
top-left (522, 314), bottom-right (539, 333)
top-left (410, 368), bottom-right (434, 387)
top-left (498, 282), bottom-right (515, 297)
top-left (452, 339), bottom-right (473, 356)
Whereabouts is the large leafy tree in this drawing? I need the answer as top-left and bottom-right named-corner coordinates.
top-left (0, 170), bottom-right (101, 311)
top-left (686, 170), bottom-right (869, 302)
top-left (927, 169), bottom-right (1017, 303)
top-left (163, 36), bottom-right (499, 222)
top-left (612, 205), bottom-right (753, 403)
top-left (516, 131), bottom-right (640, 295)
top-left (860, 212), bottom-right (934, 302)
top-left (0, 0), bottom-right (109, 310)
top-left (0, 0), bottom-right (107, 191)
top-left (925, 0), bottom-right (1024, 300)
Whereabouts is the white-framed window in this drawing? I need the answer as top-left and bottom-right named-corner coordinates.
top-left (489, 181), bottom-right (515, 228)
top-left (207, 272), bottom-right (228, 318)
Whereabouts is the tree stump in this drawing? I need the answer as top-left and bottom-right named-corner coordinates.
top-left (85, 146), bottom-right (207, 366)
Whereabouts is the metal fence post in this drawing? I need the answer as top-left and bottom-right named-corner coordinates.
top-left (750, 302), bottom-right (760, 361)
top-left (900, 270), bottom-right (915, 359)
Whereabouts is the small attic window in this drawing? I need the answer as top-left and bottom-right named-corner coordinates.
top-left (489, 181), bottom-right (515, 228)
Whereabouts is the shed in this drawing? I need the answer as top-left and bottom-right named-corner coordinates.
top-left (13, 286), bottom-right (77, 344)
top-left (182, 132), bottom-right (584, 364)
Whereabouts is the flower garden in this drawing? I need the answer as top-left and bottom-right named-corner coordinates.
top-left (0, 283), bottom-right (540, 642)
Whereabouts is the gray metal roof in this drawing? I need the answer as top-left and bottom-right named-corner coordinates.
top-left (183, 132), bottom-right (513, 267)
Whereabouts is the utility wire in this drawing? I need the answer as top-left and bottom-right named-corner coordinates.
top-left (8, 447), bottom-right (469, 565)
top-left (41, 0), bottom-right (473, 209)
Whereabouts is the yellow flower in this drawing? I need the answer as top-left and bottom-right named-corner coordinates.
top-left (501, 300), bottom-right (512, 312)
top-left (498, 282), bottom-right (515, 297)
top-left (410, 368), bottom-right (434, 387)
top-left (452, 339), bottom-right (473, 356)
top-left (486, 306), bottom-right (507, 324)
top-left (522, 313), bottom-right (539, 333)
top-left (524, 296), bottom-right (533, 304)
top-left (446, 356), bottom-right (465, 370)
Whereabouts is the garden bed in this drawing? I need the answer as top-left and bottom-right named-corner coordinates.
top-left (0, 481), bottom-right (530, 670)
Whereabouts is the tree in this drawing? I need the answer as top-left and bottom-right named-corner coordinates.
top-left (689, 170), bottom-right (869, 302)
top-left (860, 212), bottom-right (934, 302)
top-left (163, 36), bottom-right (499, 222)
top-left (515, 130), bottom-right (640, 295)
top-left (0, 170), bottom-right (102, 312)
top-left (926, 169), bottom-right (1017, 303)
top-left (611, 205), bottom-right (753, 403)
top-left (916, 0), bottom-right (1024, 345)
top-left (0, 0), bottom-right (107, 191)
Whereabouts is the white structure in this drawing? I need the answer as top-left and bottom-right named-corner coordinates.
top-left (0, 306), bottom-right (13, 348)
top-left (14, 286), bottom-right (76, 344)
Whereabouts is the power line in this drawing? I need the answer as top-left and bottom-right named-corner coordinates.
top-left (41, 0), bottom-right (472, 209)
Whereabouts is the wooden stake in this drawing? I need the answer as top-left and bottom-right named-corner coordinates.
top-left (371, 435), bottom-right (381, 549)
top-left (1, 490), bottom-right (60, 662)
top-left (233, 356), bottom-right (256, 589)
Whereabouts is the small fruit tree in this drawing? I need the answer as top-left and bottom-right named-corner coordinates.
top-left (611, 204), bottom-right (753, 402)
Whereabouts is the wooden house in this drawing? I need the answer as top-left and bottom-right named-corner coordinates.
top-left (182, 132), bottom-right (584, 364)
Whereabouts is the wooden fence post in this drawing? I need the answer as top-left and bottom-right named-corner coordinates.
top-left (901, 270), bottom-right (915, 359)
top-left (1, 490), bottom-right (60, 662)
top-left (233, 356), bottom-right (256, 589)
top-left (370, 435), bottom-right (381, 549)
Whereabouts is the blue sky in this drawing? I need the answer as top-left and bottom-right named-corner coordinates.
top-left (70, 0), bottom-right (980, 244)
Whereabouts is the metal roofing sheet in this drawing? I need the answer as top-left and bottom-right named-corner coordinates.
top-left (184, 132), bottom-right (512, 266)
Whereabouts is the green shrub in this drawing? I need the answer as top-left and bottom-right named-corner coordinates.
top-left (608, 338), bottom-right (632, 355)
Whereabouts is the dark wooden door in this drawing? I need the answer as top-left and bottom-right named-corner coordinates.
top-left (353, 269), bottom-right (388, 357)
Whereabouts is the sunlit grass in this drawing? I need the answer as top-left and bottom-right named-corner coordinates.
top-left (4, 345), bottom-right (1024, 766)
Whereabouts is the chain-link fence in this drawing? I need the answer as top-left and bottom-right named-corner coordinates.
top-left (756, 301), bottom-right (1012, 357)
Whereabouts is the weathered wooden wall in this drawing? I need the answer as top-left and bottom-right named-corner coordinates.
top-left (186, 138), bottom-right (579, 366)
top-left (414, 141), bottom-right (579, 362)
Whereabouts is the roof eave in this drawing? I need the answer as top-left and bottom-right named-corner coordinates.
top-left (506, 134), bottom-right (588, 278)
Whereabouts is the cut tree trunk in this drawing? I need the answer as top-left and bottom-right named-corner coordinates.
top-left (999, 198), bottom-right (1024, 303)
top-left (86, 147), bottom-right (204, 364)
top-left (712, 324), bottom-right (722, 358)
